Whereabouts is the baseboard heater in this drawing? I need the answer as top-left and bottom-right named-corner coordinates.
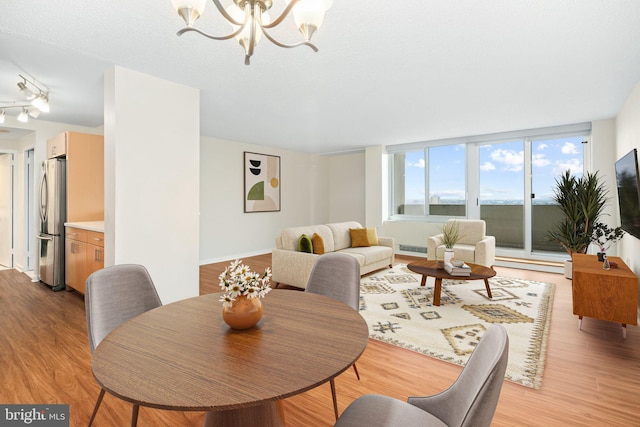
top-left (398, 244), bottom-right (427, 254)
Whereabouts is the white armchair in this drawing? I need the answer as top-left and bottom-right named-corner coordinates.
top-left (427, 219), bottom-right (496, 267)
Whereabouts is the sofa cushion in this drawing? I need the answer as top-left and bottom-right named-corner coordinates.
top-left (367, 227), bottom-right (379, 245)
top-left (311, 233), bottom-right (325, 255)
top-left (341, 245), bottom-right (394, 266)
top-left (327, 221), bottom-right (363, 251)
top-left (455, 220), bottom-right (486, 245)
top-left (435, 243), bottom-right (476, 263)
top-left (350, 228), bottom-right (370, 247)
top-left (278, 225), bottom-right (335, 252)
top-left (298, 234), bottom-right (313, 253)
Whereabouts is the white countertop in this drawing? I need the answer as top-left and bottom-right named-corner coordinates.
top-left (64, 221), bottom-right (104, 233)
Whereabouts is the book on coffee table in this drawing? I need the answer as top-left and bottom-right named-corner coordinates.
top-left (444, 262), bottom-right (471, 276)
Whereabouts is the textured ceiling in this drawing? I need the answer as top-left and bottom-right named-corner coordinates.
top-left (1, 0), bottom-right (640, 153)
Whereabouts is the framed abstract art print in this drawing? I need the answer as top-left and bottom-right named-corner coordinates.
top-left (244, 152), bottom-right (281, 213)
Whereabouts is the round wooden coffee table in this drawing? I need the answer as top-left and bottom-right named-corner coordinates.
top-left (407, 260), bottom-right (496, 306)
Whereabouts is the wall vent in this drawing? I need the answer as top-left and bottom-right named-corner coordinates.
top-left (398, 244), bottom-right (427, 254)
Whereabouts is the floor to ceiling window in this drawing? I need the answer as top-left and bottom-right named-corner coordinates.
top-left (387, 123), bottom-right (590, 259)
top-left (478, 140), bottom-right (525, 250)
top-left (530, 136), bottom-right (586, 253)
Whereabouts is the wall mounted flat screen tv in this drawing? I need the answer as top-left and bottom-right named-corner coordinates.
top-left (615, 148), bottom-right (640, 239)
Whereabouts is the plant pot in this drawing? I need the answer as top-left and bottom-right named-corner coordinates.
top-left (222, 295), bottom-right (263, 330)
top-left (443, 248), bottom-right (454, 265)
top-left (564, 259), bottom-right (572, 279)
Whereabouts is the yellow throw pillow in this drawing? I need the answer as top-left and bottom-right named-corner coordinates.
top-left (366, 227), bottom-right (379, 245)
top-left (350, 228), bottom-right (370, 248)
top-left (311, 233), bottom-right (325, 255)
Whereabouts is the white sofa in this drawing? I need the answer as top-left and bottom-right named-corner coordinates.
top-left (427, 219), bottom-right (496, 267)
top-left (272, 221), bottom-right (395, 289)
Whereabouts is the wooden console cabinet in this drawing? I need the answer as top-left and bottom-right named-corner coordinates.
top-left (572, 253), bottom-right (638, 338)
top-left (65, 227), bottom-right (104, 294)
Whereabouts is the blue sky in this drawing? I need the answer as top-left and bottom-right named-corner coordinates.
top-left (403, 136), bottom-right (585, 204)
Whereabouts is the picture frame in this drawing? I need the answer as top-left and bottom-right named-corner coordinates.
top-left (244, 152), bottom-right (281, 213)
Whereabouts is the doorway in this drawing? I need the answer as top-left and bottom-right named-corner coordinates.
top-left (473, 134), bottom-right (587, 259)
top-left (25, 149), bottom-right (35, 271)
top-left (0, 153), bottom-right (13, 268)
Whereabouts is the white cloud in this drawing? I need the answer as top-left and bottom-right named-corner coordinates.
top-left (407, 158), bottom-right (425, 168)
top-left (537, 143), bottom-right (548, 150)
top-left (480, 162), bottom-right (496, 171)
top-left (561, 142), bottom-right (578, 154)
top-left (553, 158), bottom-right (583, 176)
top-left (490, 149), bottom-right (524, 172)
top-left (532, 153), bottom-right (551, 168)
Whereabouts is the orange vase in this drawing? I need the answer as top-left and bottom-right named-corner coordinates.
top-left (222, 295), bottom-right (263, 330)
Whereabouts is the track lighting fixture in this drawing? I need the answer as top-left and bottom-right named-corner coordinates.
top-left (17, 108), bottom-right (29, 123)
top-left (1, 74), bottom-right (51, 123)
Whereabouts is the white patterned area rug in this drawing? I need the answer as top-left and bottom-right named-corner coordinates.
top-left (359, 263), bottom-right (555, 389)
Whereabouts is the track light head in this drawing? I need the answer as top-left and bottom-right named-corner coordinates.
top-left (17, 108), bottom-right (29, 123)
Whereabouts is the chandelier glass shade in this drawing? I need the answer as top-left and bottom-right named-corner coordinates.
top-left (171, 0), bottom-right (332, 65)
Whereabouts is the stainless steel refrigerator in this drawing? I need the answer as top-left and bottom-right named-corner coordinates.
top-left (38, 158), bottom-right (66, 291)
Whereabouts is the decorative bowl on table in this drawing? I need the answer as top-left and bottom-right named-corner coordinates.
top-left (451, 259), bottom-right (465, 267)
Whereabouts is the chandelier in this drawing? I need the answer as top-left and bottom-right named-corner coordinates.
top-left (0, 74), bottom-right (50, 124)
top-left (171, 0), bottom-right (333, 65)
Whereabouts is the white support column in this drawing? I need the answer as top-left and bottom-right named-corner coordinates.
top-left (104, 66), bottom-right (200, 304)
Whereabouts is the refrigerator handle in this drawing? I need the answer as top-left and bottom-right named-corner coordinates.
top-left (36, 235), bottom-right (54, 241)
top-left (39, 166), bottom-right (48, 225)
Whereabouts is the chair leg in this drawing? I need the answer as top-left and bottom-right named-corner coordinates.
top-left (330, 379), bottom-right (339, 421)
top-left (352, 363), bottom-right (360, 380)
top-left (88, 388), bottom-right (105, 427)
top-left (131, 404), bottom-right (139, 427)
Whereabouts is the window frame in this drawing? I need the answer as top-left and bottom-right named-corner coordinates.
top-left (387, 122), bottom-right (592, 224)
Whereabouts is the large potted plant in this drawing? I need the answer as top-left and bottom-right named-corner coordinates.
top-left (546, 170), bottom-right (612, 278)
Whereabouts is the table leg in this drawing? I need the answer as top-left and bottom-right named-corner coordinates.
top-left (420, 275), bottom-right (427, 286)
top-left (484, 278), bottom-right (492, 299)
top-left (203, 401), bottom-right (284, 427)
top-left (578, 315), bottom-right (583, 330)
top-left (433, 278), bottom-right (442, 306)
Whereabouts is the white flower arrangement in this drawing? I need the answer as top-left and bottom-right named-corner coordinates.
top-left (218, 259), bottom-right (272, 308)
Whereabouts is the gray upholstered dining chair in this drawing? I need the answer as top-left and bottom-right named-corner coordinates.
top-left (334, 324), bottom-right (509, 427)
top-left (305, 253), bottom-right (362, 421)
top-left (85, 264), bottom-right (163, 427)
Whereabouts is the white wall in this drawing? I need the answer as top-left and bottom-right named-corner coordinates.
top-left (615, 80), bottom-right (640, 276)
top-left (199, 136), bottom-right (331, 264)
top-left (104, 66), bottom-right (200, 304)
top-left (328, 151), bottom-right (366, 224)
top-left (365, 145), bottom-right (386, 228)
top-left (589, 119), bottom-right (619, 255)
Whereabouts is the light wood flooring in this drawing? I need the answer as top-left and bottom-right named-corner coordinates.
top-left (1, 254), bottom-right (639, 426)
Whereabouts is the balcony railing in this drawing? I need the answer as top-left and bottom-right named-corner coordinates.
top-left (395, 203), bottom-right (565, 253)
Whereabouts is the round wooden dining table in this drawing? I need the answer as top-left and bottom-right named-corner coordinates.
top-left (92, 289), bottom-right (369, 426)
